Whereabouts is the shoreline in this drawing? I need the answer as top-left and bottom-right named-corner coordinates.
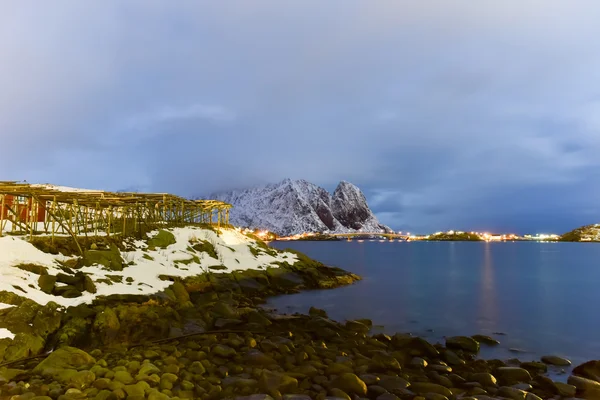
top-left (0, 232), bottom-right (598, 399)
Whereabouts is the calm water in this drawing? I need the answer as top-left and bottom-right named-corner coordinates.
top-left (269, 240), bottom-right (600, 375)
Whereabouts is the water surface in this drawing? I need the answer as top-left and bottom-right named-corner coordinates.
top-left (269, 240), bottom-right (600, 376)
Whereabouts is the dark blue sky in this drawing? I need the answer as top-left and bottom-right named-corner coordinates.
top-left (1, 2), bottom-right (599, 234)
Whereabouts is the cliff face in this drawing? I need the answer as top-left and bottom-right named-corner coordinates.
top-left (212, 179), bottom-right (392, 236)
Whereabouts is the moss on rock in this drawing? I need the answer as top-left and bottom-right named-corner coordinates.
top-left (147, 230), bottom-right (176, 249)
top-left (33, 346), bottom-right (96, 377)
top-left (13, 263), bottom-right (48, 275)
top-left (2, 333), bottom-right (45, 362)
top-left (82, 244), bottom-right (124, 271)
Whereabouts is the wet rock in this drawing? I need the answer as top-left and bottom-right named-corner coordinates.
top-left (330, 373), bottom-right (367, 396)
top-left (553, 381), bottom-right (577, 397)
top-left (470, 373), bottom-right (497, 387)
top-left (377, 376), bottom-right (410, 392)
top-left (309, 307), bottom-right (328, 318)
top-left (446, 336), bottom-right (480, 353)
top-left (572, 360), bottom-right (600, 382)
top-left (328, 388), bottom-right (351, 400)
top-left (325, 362), bottom-right (353, 375)
top-left (471, 334), bottom-right (500, 346)
top-left (345, 320), bottom-right (370, 333)
top-left (369, 350), bottom-right (401, 372)
top-left (567, 375), bottom-right (600, 397)
top-left (410, 357), bottom-right (428, 368)
top-left (113, 370), bottom-right (134, 385)
top-left (258, 370), bottom-right (298, 394)
top-left (58, 370), bottom-right (95, 389)
top-left (375, 394), bottom-right (400, 400)
top-left (495, 367), bottom-right (532, 385)
top-left (212, 344), bottom-right (236, 358)
top-left (520, 361), bottom-right (547, 373)
top-left (497, 386), bottom-right (527, 399)
top-left (540, 355), bottom-right (571, 366)
top-left (409, 382), bottom-right (453, 397)
top-left (159, 373), bottom-right (178, 390)
top-left (442, 349), bottom-right (465, 366)
top-left (244, 349), bottom-right (276, 366)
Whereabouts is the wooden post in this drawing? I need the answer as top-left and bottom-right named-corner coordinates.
top-left (107, 207), bottom-right (112, 237)
top-left (122, 206), bottom-right (127, 236)
top-left (0, 194), bottom-right (4, 237)
top-left (51, 197), bottom-right (56, 244)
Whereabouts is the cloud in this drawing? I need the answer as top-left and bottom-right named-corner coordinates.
top-left (0, 1), bottom-right (599, 233)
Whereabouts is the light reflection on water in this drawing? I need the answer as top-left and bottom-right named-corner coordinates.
top-left (269, 241), bottom-right (600, 381)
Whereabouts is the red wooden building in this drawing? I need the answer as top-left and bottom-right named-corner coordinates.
top-left (0, 195), bottom-right (46, 223)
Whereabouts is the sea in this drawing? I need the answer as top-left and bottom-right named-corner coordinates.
top-left (268, 240), bottom-right (600, 379)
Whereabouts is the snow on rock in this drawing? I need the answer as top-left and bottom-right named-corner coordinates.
top-left (0, 328), bottom-right (14, 340)
top-left (0, 226), bottom-right (298, 316)
top-left (212, 179), bottom-right (392, 236)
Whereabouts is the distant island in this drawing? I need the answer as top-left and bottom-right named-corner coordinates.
top-left (560, 224), bottom-right (600, 242)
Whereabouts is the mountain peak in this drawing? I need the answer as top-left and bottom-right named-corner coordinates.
top-left (213, 179), bottom-right (391, 236)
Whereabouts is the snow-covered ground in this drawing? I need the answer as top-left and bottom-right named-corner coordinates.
top-left (0, 226), bottom-right (298, 339)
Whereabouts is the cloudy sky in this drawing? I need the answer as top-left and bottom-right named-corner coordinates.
top-left (2, 1), bottom-right (600, 233)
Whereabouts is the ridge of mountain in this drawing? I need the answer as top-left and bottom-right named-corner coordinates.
top-left (211, 179), bottom-right (392, 236)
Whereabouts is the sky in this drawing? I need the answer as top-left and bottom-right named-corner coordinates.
top-left (1, 1), bottom-right (600, 234)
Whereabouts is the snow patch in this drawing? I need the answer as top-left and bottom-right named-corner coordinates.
top-left (0, 328), bottom-right (14, 340)
top-left (0, 227), bottom-right (298, 312)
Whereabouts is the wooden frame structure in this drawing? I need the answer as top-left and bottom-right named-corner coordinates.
top-left (0, 182), bottom-right (232, 252)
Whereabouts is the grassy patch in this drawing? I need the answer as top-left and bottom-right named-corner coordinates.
top-left (191, 240), bottom-right (218, 259)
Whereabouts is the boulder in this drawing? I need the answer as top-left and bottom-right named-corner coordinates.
top-left (37, 275), bottom-right (57, 294)
top-left (2, 333), bottom-right (44, 362)
top-left (369, 350), bottom-right (401, 372)
top-left (470, 372), bottom-right (497, 387)
top-left (33, 347), bottom-right (95, 377)
top-left (170, 281), bottom-right (191, 306)
top-left (567, 374), bottom-right (600, 394)
top-left (541, 355), bottom-right (571, 366)
top-left (377, 376), bottom-right (410, 392)
top-left (92, 308), bottom-right (121, 345)
top-left (309, 306), bottom-right (328, 318)
top-left (572, 360), bottom-right (600, 382)
top-left (147, 230), bottom-right (176, 249)
top-left (32, 301), bottom-right (62, 337)
top-left (82, 245), bottom-right (124, 271)
top-left (497, 386), bottom-right (527, 399)
top-left (495, 367), bottom-right (532, 385)
top-left (258, 370), bottom-right (298, 394)
top-left (345, 320), bottom-right (370, 333)
top-left (472, 334), bottom-right (500, 345)
top-left (409, 382), bottom-right (453, 397)
top-left (520, 361), bottom-right (547, 373)
top-left (330, 373), bottom-right (367, 396)
top-left (53, 285), bottom-right (83, 298)
top-left (446, 336), bottom-right (480, 353)
top-left (553, 381), bottom-right (577, 397)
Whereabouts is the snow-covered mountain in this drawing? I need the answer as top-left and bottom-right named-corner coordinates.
top-left (212, 179), bottom-right (392, 236)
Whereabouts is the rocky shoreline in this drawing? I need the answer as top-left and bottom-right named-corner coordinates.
top-left (1, 245), bottom-right (599, 399)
